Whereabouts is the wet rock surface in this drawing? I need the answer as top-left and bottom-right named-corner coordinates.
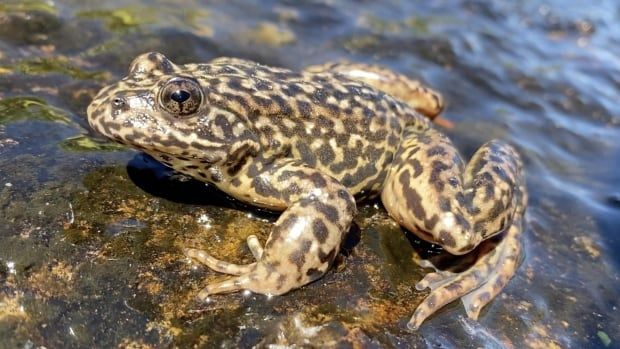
top-left (1, 1), bottom-right (619, 348)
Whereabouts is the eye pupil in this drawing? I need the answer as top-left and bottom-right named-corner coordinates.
top-left (170, 90), bottom-right (191, 103)
top-left (159, 77), bottom-right (202, 116)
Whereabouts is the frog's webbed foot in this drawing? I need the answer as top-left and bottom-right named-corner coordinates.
top-left (408, 221), bottom-right (523, 330)
top-left (184, 236), bottom-right (264, 298)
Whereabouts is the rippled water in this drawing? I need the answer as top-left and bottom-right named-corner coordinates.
top-left (1, 1), bottom-right (619, 348)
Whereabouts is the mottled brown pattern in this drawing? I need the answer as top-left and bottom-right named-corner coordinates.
top-left (87, 52), bottom-right (527, 332)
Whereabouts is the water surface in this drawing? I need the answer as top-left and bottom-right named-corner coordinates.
top-left (0, 1), bottom-right (619, 348)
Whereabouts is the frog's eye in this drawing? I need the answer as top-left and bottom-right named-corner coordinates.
top-left (158, 77), bottom-right (203, 116)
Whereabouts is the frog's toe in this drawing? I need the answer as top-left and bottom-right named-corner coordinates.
top-left (462, 229), bottom-right (522, 319)
top-left (408, 224), bottom-right (523, 330)
top-left (195, 261), bottom-right (303, 299)
top-left (184, 248), bottom-right (257, 275)
top-left (246, 235), bottom-right (264, 260)
top-left (408, 266), bottom-right (484, 330)
top-left (196, 275), bottom-right (248, 299)
top-left (415, 269), bottom-right (457, 291)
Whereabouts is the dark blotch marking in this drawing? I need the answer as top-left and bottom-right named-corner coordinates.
top-left (296, 141), bottom-right (317, 167)
top-left (251, 176), bottom-right (281, 200)
top-left (410, 158), bottom-right (423, 178)
top-left (288, 239), bottom-right (313, 269)
top-left (308, 172), bottom-right (327, 188)
top-left (227, 78), bottom-right (252, 93)
top-left (470, 158), bottom-right (488, 178)
top-left (444, 281), bottom-right (462, 293)
top-left (439, 230), bottom-right (456, 248)
top-left (455, 213), bottom-right (471, 231)
top-left (399, 170), bottom-right (426, 220)
top-left (312, 219), bottom-right (329, 244)
top-left (315, 201), bottom-right (339, 223)
top-left (313, 89), bottom-right (327, 104)
top-left (276, 274), bottom-right (287, 290)
top-left (478, 291), bottom-right (491, 303)
top-left (486, 199), bottom-right (506, 221)
top-left (492, 165), bottom-right (511, 183)
top-left (271, 94), bottom-right (294, 116)
top-left (317, 142), bottom-right (336, 165)
top-left (253, 95), bottom-right (273, 108)
top-left (424, 214), bottom-right (439, 231)
top-left (306, 268), bottom-right (324, 281)
top-left (318, 247), bottom-right (337, 264)
top-left (439, 197), bottom-right (451, 212)
top-left (426, 146), bottom-right (447, 157)
top-left (430, 160), bottom-right (450, 192)
top-left (294, 99), bottom-right (310, 118)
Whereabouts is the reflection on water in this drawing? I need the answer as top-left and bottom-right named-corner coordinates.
top-left (0, 0), bottom-right (619, 347)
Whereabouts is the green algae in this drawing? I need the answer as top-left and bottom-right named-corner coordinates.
top-left (236, 22), bottom-right (296, 47)
top-left (76, 6), bottom-right (155, 33)
top-left (359, 14), bottom-right (432, 35)
top-left (343, 35), bottom-right (382, 53)
top-left (4, 56), bottom-right (109, 81)
top-left (0, 0), bottom-right (58, 15)
top-left (59, 135), bottom-right (127, 152)
top-left (598, 330), bottom-right (612, 347)
top-left (0, 97), bottom-right (70, 125)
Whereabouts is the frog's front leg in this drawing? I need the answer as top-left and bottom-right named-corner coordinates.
top-left (185, 158), bottom-right (356, 298)
top-left (380, 126), bottom-right (526, 330)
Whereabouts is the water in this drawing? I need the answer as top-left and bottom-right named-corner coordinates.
top-left (1, 1), bottom-right (619, 348)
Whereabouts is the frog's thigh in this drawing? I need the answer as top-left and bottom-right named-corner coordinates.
top-left (380, 127), bottom-right (526, 329)
top-left (188, 159), bottom-right (356, 298)
top-left (303, 62), bottom-right (443, 118)
top-left (380, 126), bottom-right (470, 250)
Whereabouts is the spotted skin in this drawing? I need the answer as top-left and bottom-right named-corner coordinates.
top-left (305, 62), bottom-right (444, 119)
top-left (86, 52), bottom-right (527, 330)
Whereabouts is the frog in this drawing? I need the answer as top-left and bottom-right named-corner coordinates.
top-left (86, 52), bottom-right (527, 330)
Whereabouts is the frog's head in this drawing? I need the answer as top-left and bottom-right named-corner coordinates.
top-left (87, 52), bottom-right (247, 164)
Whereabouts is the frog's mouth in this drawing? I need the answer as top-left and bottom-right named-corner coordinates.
top-left (143, 148), bottom-right (223, 167)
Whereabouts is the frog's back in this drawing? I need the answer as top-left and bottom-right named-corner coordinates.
top-left (200, 58), bottom-right (425, 197)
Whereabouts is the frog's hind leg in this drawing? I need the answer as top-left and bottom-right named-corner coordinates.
top-left (380, 126), bottom-right (526, 330)
top-left (303, 62), bottom-right (445, 120)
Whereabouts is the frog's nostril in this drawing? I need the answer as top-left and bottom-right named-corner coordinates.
top-left (112, 97), bottom-right (125, 108)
